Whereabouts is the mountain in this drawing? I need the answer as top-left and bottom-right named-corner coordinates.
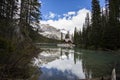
top-left (30, 22), bottom-right (72, 41)
top-left (38, 24), bottom-right (66, 40)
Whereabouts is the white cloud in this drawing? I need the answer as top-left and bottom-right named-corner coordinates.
top-left (63, 11), bottom-right (76, 19)
top-left (68, 11), bottom-right (76, 15)
top-left (38, 0), bottom-right (42, 4)
top-left (41, 8), bottom-right (91, 34)
top-left (44, 12), bottom-right (56, 19)
top-left (49, 12), bottom-right (56, 18)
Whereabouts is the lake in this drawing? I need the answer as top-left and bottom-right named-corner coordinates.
top-left (32, 46), bottom-right (120, 80)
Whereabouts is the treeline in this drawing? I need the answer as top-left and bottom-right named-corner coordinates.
top-left (0, 0), bottom-right (41, 79)
top-left (74, 0), bottom-right (120, 50)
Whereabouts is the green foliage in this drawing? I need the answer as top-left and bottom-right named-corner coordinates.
top-left (74, 27), bottom-right (79, 45)
top-left (0, 0), bottom-right (42, 79)
top-left (65, 31), bottom-right (70, 39)
top-left (91, 0), bottom-right (101, 48)
top-left (74, 0), bottom-right (120, 50)
top-left (104, 0), bottom-right (120, 49)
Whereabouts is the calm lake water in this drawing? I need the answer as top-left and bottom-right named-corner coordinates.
top-left (33, 46), bottom-right (120, 80)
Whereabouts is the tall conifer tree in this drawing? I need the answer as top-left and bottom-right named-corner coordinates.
top-left (91, 0), bottom-right (101, 48)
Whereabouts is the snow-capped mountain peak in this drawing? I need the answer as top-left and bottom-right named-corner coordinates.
top-left (39, 24), bottom-right (66, 40)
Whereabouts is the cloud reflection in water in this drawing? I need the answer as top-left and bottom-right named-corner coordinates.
top-left (38, 48), bottom-right (86, 80)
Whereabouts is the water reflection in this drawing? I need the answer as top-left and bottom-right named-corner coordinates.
top-left (33, 48), bottom-right (91, 80)
top-left (33, 47), bottom-right (120, 80)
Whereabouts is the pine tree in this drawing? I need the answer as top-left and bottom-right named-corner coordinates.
top-left (74, 27), bottom-right (77, 45)
top-left (82, 24), bottom-right (87, 48)
top-left (74, 27), bottom-right (79, 46)
top-left (101, 8), bottom-right (108, 48)
top-left (91, 0), bottom-right (101, 48)
top-left (104, 0), bottom-right (120, 49)
top-left (19, 0), bottom-right (41, 39)
top-left (0, 0), bottom-right (18, 40)
top-left (78, 30), bottom-right (82, 45)
top-left (84, 13), bottom-right (91, 48)
top-left (29, 0), bottom-right (41, 23)
top-left (0, 0), bottom-right (41, 78)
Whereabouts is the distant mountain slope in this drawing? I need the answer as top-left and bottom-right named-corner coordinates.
top-left (30, 22), bottom-right (73, 42)
top-left (38, 24), bottom-right (66, 40)
top-left (29, 27), bottom-right (61, 43)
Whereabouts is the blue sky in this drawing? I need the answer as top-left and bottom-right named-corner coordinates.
top-left (40, 0), bottom-right (105, 33)
top-left (40, 0), bottom-right (104, 20)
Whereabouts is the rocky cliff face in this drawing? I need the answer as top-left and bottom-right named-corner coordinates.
top-left (38, 24), bottom-right (66, 40)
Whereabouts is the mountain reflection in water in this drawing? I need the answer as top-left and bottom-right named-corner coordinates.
top-left (33, 47), bottom-right (120, 80)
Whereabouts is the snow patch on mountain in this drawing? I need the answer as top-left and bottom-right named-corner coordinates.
top-left (39, 24), bottom-right (66, 40)
top-left (30, 22), bottom-right (70, 40)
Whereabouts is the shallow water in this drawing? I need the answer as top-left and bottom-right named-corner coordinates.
top-left (33, 47), bottom-right (120, 80)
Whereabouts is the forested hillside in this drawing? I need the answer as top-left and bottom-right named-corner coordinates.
top-left (74, 0), bottom-right (120, 50)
